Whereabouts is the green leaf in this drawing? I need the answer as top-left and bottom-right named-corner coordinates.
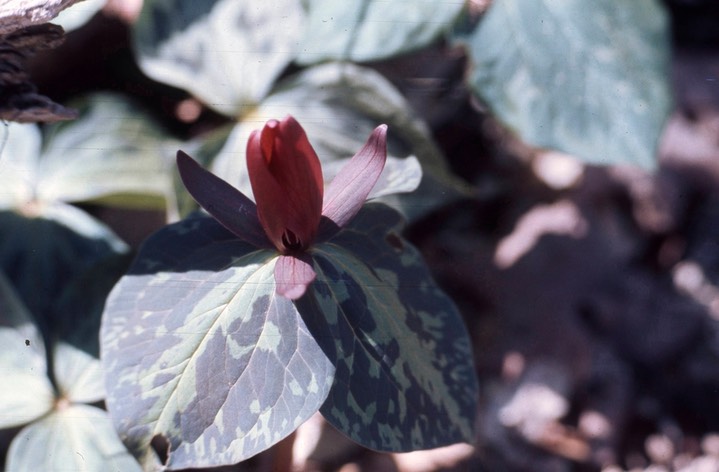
top-left (456, 0), bottom-right (671, 168)
top-left (133, 0), bottom-right (305, 117)
top-left (210, 63), bottom-right (470, 221)
top-left (39, 93), bottom-right (176, 210)
top-left (297, 0), bottom-right (465, 64)
top-left (6, 404), bottom-right (142, 472)
top-left (0, 273), bottom-right (54, 429)
top-left (100, 216), bottom-right (335, 470)
top-left (0, 204), bottom-right (127, 321)
top-left (300, 203), bottom-right (478, 451)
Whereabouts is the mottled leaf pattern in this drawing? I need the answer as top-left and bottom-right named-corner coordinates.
top-left (133, 0), bottom-right (304, 117)
top-left (300, 203), bottom-right (478, 450)
top-left (457, 0), bottom-right (671, 168)
top-left (100, 216), bottom-right (335, 469)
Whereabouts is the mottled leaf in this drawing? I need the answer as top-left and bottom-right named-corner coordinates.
top-left (298, 0), bottom-right (465, 64)
top-left (6, 404), bottom-right (142, 472)
top-left (299, 203), bottom-right (478, 451)
top-left (456, 0), bottom-right (671, 168)
top-left (39, 93), bottom-right (176, 210)
top-left (133, 0), bottom-right (304, 117)
top-left (100, 215), bottom-right (335, 470)
top-left (0, 273), bottom-right (54, 429)
top-left (211, 63), bottom-right (469, 221)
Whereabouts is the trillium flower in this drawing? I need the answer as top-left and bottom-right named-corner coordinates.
top-left (177, 115), bottom-right (387, 300)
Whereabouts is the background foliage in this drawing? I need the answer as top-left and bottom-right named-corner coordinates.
top-left (3, 0), bottom-right (719, 471)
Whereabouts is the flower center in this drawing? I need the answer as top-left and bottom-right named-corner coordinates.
top-left (281, 229), bottom-right (303, 253)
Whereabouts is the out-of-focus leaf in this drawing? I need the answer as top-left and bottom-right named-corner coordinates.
top-left (100, 215), bottom-right (335, 470)
top-left (0, 0), bottom-right (84, 34)
top-left (299, 203), bottom-right (478, 451)
top-left (133, 0), bottom-right (304, 117)
top-left (53, 0), bottom-right (104, 31)
top-left (0, 204), bottom-right (127, 321)
top-left (39, 93), bottom-right (176, 210)
top-left (6, 404), bottom-right (142, 472)
top-left (0, 273), bottom-right (54, 429)
top-left (52, 253), bottom-right (132, 357)
top-left (211, 63), bottom-right (470, 222)
top-left (53, 342), bottom-right (104, 404)
top-left (456, 0), bottom-right (671, 168)
top-left (322, 155), bottom-right (423, 200)
top-left (298, 0), bottom-right (465, 64)
top-left (0, 122), bottom-right (42, 208)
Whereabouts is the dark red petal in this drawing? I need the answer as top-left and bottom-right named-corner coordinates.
top-left (176, 150), bottom-right (270, 248)
top-left (274, 254), bottom-right (316, 299)
top-left (247, 116), bottom-right (324, 253)
top-left (322, 125), bottom-right (387, 229)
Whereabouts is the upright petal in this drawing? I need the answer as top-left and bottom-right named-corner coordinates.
top-left (322, 125), bottom-right (387, 229)
top-left (247, 116), bottom-right (324, 253)
top-left (176, 151), bottom-right (270, 248)
top-left (274, 254), bottom-right (316, 300)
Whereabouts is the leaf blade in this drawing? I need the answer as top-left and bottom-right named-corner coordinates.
top-left (457, 0), bottom-right (672, 168)
top-left (100, 216), bottom-right (335, 469)
top-left (301, 203), bottom-right (478, 451)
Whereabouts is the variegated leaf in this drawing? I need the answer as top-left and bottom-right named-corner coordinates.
top-left (100, 216), bottom-right (335, 470)
top-left (133, 0), bottom-right (304, 117)
top-left (301, 203), bottom-right (478, 451)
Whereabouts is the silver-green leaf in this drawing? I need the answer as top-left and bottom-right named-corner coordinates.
top-left (6, 405), bottom-right (142, 472)
top-left (133, 0), bottom-right (304, 117)
top-left (298, 0), bottom-right (465, 64)
top-left (100, 216), bottom-right (335, 470)
top-left (211, 63), bottom-right (470, 222)
top-left (456, 0), bottom-right (672, 168)
top-left (0, 273), bottom-right (54, 429)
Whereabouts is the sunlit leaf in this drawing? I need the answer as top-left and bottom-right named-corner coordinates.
top-left (0, 274), bottom-right (54, 429)
top-left (211, 63), bottom-right (469, 221)
top-left (6, 405), bottom-right (142, 472)
top-left (455, 0), bottom-right (671, 168)
top-left (133, 0), bottom-right (304, 117)
top-left (39, 93), bottom-right (176, 210)
top-left (53, 0), bottom-right (104, 32)
top-left (0, 122), bottom-right (42, 209)
top-left (298, 0), bottom-right (465, 64)
top-left (53, 342), bottom-right (105, 404)
top-left (100, 215), bottom-right (335, 470)
top-left (300, 203), bottom-right (478, 451)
